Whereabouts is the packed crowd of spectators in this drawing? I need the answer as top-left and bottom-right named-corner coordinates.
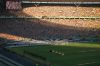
top-left (0, 3), bottom-right (100, 42)
top-left (22, 0), bottom-right (100, 2)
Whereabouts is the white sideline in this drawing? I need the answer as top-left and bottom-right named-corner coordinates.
top-left (77, 62), bottom-right (97, 66)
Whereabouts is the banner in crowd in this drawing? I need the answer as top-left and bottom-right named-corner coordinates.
top-left (6, 0), bottom-right (22, 10)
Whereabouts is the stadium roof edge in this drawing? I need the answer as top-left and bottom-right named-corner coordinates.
top-left (21, 1), bottom-right (100, 4)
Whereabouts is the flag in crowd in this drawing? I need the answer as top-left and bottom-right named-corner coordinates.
top-left (6, 0), bottom-right (22, 10)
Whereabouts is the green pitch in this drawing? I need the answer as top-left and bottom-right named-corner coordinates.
top-left (8, 42), bottom-right (100, 66)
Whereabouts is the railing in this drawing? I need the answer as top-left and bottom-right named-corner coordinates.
top-left (0, 16), bottom-right (100, 19)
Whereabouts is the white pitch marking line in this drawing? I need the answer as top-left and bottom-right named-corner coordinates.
top-left (80, 51), bottom-right (88, 52)
top-left (77, 64), bottom-right (84, 66)
top-left (89, 50), bottom-right (96, 52)
top-left (77, 62), bottom-right (97, 66)
top-left (80, 49), bottom-right (96, 53)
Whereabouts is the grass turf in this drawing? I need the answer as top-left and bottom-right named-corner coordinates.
top-left (8, 42), bottom-right (100, 66)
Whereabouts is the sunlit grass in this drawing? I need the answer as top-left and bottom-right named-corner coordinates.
top-left (64, 42), bottom-right (100, 48)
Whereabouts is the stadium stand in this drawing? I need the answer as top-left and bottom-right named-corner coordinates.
top-left (22, 0), bottom-right (100, 2)
top-left (0, 1), bottom-right (100, 66)
top-left (0, 1), bottom-right (100, 42)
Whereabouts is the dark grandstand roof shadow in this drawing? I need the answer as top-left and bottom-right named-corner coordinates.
top-left (22, 3), bottom-right (100, 8)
